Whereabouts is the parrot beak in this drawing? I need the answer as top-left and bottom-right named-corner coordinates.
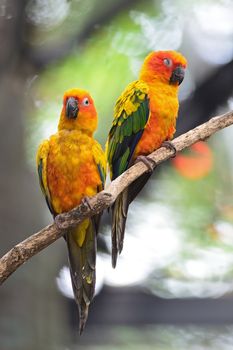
top-left (66, 97), bottom-right (79, 119)
top-left (170, 66), bottom-right (185, 85)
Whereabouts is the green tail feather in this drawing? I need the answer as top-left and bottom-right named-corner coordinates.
top-left (111, 173), bottom-right (152, 268)
top-left (128, 172), bottom-right (152, 204)
top-left (111, 189), bottom-right (129, 268)
top-left (66, 219), bottom-right (97, 334)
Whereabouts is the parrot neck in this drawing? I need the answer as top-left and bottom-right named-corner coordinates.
top-left (58, 112), bottom-right (96, 136)
top-left (58, 123), bottom-right (94, 136)
top-left (139, 70), bottom-right (179, 96)
top-left (144, 78), bottom-right (179, 97)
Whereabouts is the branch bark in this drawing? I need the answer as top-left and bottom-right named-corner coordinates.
top-left (1, 110), bottom-right (233, 285)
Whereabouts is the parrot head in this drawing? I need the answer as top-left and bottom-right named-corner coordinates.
top-left (140, 50), bottom-right (187, 86)
top-left (58, 88), bottom-right (98, 134)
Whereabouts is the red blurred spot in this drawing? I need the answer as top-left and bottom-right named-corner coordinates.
top-left (172, 141), bottom-right (213, 179)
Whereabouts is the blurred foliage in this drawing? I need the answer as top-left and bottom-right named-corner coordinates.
top-left (2, 0), bottom-right (233, 349)
top-left (27, 0), bottom-right (160, 160)
top-left (69, 325), bottom-right (233, 350)
top-left (25, 0), bottom-right (233, 298)
top-left (141, 133), bottom-right (233, 298)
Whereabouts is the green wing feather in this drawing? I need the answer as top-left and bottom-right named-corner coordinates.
top-left (67, 141), bottom-right (106, 333)
top-left (92, 141), bottom-right (106, 232)
top-left (107, 80), bottom-right (151, 267)
top-left (97, 163), bottom-right (105, 192)
top-left (36, 140), bottom-right (55, 216)
top-left (37, 139), bottom-right (105, 333)
top-left (107, 80), bottom-right (150, 180)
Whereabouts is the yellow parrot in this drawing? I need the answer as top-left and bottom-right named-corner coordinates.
top-left (36, 88), bottom-right (106, 333)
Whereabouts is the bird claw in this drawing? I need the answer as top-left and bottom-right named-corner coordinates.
top-left (81, 196), bottom-right (93, 211)
top-left (134, 155), bottom-right (157, 173)
top-left (54, 214), bottom-right (64, 230)
top-left (161, 141), bottom-right (177, 158)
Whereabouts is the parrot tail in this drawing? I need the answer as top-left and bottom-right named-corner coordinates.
top-left (111, 172), bottom-right (152, 268)
top-left (111, 188), bottom-right (129, 268)
top-left (66, 218), bottom-right (97, 334)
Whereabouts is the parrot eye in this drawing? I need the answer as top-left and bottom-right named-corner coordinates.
top-left (163, 58), bottom-right (172, 67)
top-left (83, 97), bottom-right (90, 106)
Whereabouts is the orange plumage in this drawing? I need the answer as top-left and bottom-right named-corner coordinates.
top-left (107, 50), bottom-right (187, 267)
top-left (37, 88), bottom-right (106, 333)
top-left (46, 129), bottom-right (103, 213)
top-left (135, 51), bottom-right (187, 156)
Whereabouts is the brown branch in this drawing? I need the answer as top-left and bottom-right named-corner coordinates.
top-left (1, 110), bottom-right (233, 284)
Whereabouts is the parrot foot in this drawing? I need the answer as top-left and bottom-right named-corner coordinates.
top-left (161, 141), bottom-right (177, 158)
top-left (81, 196), bottom-right (93, 211)
top-left (54, 214), bottom-right (65, 230)
top-left (135, 155), bottom-right (157, 173)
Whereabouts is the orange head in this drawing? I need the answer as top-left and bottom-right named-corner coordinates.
top-left (58, 88), bottom-right (97, 134)
top-left (139, 50), bottom-right (187, 86)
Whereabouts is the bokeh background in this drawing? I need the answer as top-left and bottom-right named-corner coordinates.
top-left (1, 0), bottom-right (233, 349)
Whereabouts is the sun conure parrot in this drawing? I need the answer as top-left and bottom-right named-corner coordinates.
top-left (36, 88), bottom-right (106, 334)
top-left (106, 50), bottom-right (187, 267)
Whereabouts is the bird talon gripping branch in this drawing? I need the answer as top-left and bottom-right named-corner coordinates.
top-left (161, 141), bottom-right (177, 158)
top-left (80, 196), bottom-right (93, 211)
top-left (54, 214), bottom-right (65, 230)
top-left (134, 155), bottom-right (157, 172)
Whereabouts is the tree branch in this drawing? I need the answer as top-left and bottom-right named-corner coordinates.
top-left (1, 110), bottom-right (233, 285)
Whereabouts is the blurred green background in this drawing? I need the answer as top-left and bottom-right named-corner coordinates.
top-left (1, 0), bottom-right (233, 349)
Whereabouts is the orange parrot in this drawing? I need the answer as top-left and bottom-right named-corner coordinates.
top-left (106, 51), bottom-right (187, 267)
top-left (36, 88), bottom-right (106, 333)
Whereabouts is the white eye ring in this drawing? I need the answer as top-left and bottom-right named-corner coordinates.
top-left (163, 58), bottom-right (172, 67)
top-left (83, 97), bottom-right (89, 106)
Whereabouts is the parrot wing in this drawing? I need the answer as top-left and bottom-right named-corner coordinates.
top-left (36, 140), bottom-right (55, 216)
top-left (107, 80), bottom-right (150, 180)
top-left (107, 81), bottom-right (150, 267)
top-left (92, 141), bottom-right (106, 192)
top-left (68, 144), bottom-right (106, 334)
top-left (92, 141), bottom-right (106, 233)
